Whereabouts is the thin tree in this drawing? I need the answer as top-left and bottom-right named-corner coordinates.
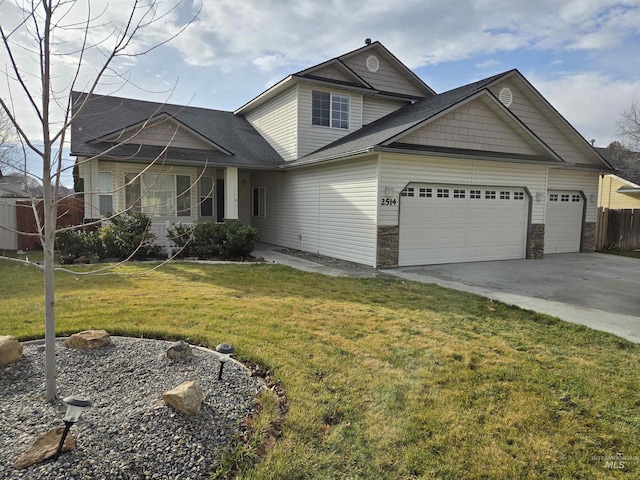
top-left (0, 0), bottom-right (197, 401)
top-left (617, 94), bottom-right (640, 150)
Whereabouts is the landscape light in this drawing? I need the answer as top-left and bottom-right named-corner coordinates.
top-left (53, 395), bottom-right (91, 461)
top-left (215, 343), bottom-right (235, 380)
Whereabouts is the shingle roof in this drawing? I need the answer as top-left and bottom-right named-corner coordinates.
top-left (595, 146), bottom-right (640, 185)
top-left (70, 92), bottom-right (283, 167)
top-left (288, 71), bottom-right (514, 166)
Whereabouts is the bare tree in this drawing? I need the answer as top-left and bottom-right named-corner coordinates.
top-left (0, 0), bottom-right (197, 401)
top-left (617, 94), bottom-right (640, 151)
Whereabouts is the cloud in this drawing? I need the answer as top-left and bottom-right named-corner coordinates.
top-left (476, 60), bottom-right (500, 69)
top-left (527, 70), bottom-right (640, 146)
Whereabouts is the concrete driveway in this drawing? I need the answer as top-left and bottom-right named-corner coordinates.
top-left (383, 253), bottom-right (640, 343)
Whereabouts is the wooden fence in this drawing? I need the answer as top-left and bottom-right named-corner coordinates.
top-left (596, 208), bottom-right (640, 250)
top-left (15, 198), bottom-right (84, 251)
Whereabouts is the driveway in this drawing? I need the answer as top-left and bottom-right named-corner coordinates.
top-left (383, 253), bottom-right (640, 343)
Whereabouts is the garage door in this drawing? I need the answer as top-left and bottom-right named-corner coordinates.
top-left (398, 184), bottom-right (529, 266)
top-left (544, 190), bottom-right (583, 254)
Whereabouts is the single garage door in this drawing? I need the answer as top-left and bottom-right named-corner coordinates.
top-left (398, 184), bottom-right (529, 266)
top-left (544, 190), bottom-right (583, 254)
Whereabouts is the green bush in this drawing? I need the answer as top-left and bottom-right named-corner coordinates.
top-left (218, 221), bottom-right (258, 258)
top-left (100, 212), bottom-right (161, 260)
top-left (56, 228), bottom-right (104, 259)
top-left (168, 221), bottom-right (258, 259)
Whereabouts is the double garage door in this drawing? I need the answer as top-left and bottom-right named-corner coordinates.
top-left (398, 184), bottom-right (529, 266)
top-left (398, 184), bottom-right (584, 266)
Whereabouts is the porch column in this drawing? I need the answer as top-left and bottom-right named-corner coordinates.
top-left (224, 166), bottom-right (239, 221)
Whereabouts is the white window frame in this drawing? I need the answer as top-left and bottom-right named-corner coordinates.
top-left (124, 172), bottom-right (192, 217)
top-left (98, 171), bottom-right (113, 216)
top-left (312, 90), bottom-right (350, 129)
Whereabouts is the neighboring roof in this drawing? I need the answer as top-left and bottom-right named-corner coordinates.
top-left (235, 41), bottom-right (433, 115)
top-left (595, 146), bottom-right (640, 185)
top-left (70, 92), bottom-right (283, 168)
top-left (0, 181), bottom-right (29, 197)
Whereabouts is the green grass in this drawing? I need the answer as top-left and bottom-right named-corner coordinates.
top-left (2, 259), bottom-right (640, 479)
top-left (598, 248), bottom-right (640, 259)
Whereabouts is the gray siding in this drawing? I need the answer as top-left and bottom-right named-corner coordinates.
top-left (297, 84), bottom-right (363, 158)
top-left (397, 98), bottom-right (541, 156)
top-left (378, 153), bottom-right (548, 225)
top-left (362, 97), bottom-right (407, 125)
top-left (342, 50), bottom-right (426, 97)
top-left (245, 86), bottom-right (299, 161)
top-left (0, 197), bottom-right (17, 250)
top-left (250, 157), bottom-right (378, 266)
top-left (308, 63), bottom-right (355, 83)
top-left (118, 122), bottom-right (213, 150)
top-left (490, 80), bottom-right (593, 165)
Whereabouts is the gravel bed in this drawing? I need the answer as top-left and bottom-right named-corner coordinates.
top-left (274, 247), bottom-right (379, 275)
top-left (0, 337), bottom-right (261, 479)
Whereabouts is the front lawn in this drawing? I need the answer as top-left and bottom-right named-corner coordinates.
top-left (2, 260), bottom-right (639, 479)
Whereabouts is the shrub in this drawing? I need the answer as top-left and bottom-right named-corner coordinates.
top-left (56, 228), bottom-right (104, 259)
top-left (168, 221), bottom-right (258, 259)
top-left (219, 222), bottom-right (258, 258)
top-left (100, 212), bottom-right (161, 260)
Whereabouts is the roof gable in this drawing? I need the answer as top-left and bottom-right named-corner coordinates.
top-left (95, 113), bottom-right (232, 154)
top-left (339, 42), bottom-right (435, 98)
top-left (71, 92), bottom-right (283, 167)
top-left (393, 95), bottom-right (556, 159)
top-left (487, 72), bottom-right (610, 168)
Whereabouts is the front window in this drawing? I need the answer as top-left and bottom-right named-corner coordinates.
top-left (199, 176), bottom-right (214, 217)
top-left (252, 187), bottom-right (266, 217)
top-left (98, 171), bottom-right (113, 215)
top-left (124, 173), bottom-right (191, 217)
top-left (312, 91), bottom-right (350, 129)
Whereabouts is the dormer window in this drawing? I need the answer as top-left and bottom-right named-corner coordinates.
top-left (312, 91), bottom-right (350, 129)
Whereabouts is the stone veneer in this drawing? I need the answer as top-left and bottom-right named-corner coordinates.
top-left (581, 222), bottom-right (596, 253)
top-left (377, 226), bottom-right (399, 269)
top-left (528, 224), bottom-right (545, 259)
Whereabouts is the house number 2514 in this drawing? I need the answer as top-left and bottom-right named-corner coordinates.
top-left (380, 198), bottom-right (397, 206)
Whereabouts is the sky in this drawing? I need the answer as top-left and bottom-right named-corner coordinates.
top-left (1, 0), bottom-right (639, 187)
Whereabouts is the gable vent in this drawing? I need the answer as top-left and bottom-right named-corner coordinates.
top-left (498, 87), bottom-right (513, 107)
top-left (366, 55), bottom-right (380, 73)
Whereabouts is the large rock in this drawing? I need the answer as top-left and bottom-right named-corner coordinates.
top-left (14, 427), bottom-right (75, 469)
top-left (162, 381), bottom-right (204, 416)
top-left (166, 340), bottom-right (193, 361)
top-left (0, 335), bottom-right (23, 366)
top-left (63, 330), bottom-right (111, 349)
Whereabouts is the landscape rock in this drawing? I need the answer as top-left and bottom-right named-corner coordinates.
top-left (0, 335), bottom-right (23, 366)
top-left (64, 330), bottom-right (111, 349)
top-left (162, 380), bottom-right (204, 415)
top-left (166, 340), bottom-right (193, 361)
top-left (14, 427), bottom-right (75, 469)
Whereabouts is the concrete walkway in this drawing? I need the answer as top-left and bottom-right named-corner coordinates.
top-left (252, 244), bottom-right (640, 343)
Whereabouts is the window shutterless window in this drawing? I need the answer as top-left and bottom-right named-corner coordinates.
top-left (252, 187), bottom-right (266, 217)
top-left (98, 171), bottom-right (113, 215)
top-left (124, 173), bottom-right (191, 217)
top-left (199, 176), bottom-right (214, 217)
top-left (312, 91), bottom-right (349, 129)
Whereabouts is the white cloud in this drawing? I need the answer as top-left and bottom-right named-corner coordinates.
top-left (527, 71), bottom-right (640, 147)
top-left (476, 60), bottom-right (500, 69)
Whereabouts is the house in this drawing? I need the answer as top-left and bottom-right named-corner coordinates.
top-left (596, 146), bottom-right (640, 209)
top-left (71, 40), bottom-right (614, 268)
